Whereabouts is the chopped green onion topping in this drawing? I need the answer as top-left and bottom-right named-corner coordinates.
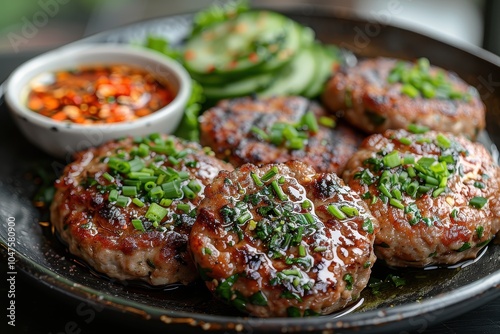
top-left (344, 273), bottom-right (354, 290)
top-left (271, 180), bottom-right (288, 201)
top-left (388, 58), bottom-right (469, 101)
top-left (363, 219), bottom-right (374, 234)
top-left (122, 185), bottom-right (137, 196)
top-left (116, 195), bottom-right (130, 207)
top-left (327, 205), bottom-right (346, 220)
top-left (340, 205), bottom-right (359, 217)
top-left (302, 110), bottom-right (319, 133)
top-left (102, 172), bottom-right (115, 182)
top-left (131, 219), bottom-right (145, 232)
top-left (389, 198), bottom-right (404, 210)
top-left (145, 203), bottom-right (168, 222)
top-left (319, 116), bottom-right (336, 128)
top-left (251, 172), bottom-right (264, 187)
top-left (261, 166), bottom-right (278, 182)
top-left (469, 196), bottom-right (487, 209)
top-left (457, 242), bottom-right (471, 252)
top-left (407, 123), bottom-right (429, 134)
top-left (436, 133), bottom-right (451, 148)
top-left (383, 151), bottom-right (401, 168)
top-left (132, 198), bottom-right (145, 207)
top-left (162, 180), bottom-right (183, 199)
top-left (109, 189), bottom-right (118, 202)
top-left (399, 137), bottom-right (412, 145)
top-left (177, 203), bottom-right (191, 213)
top-left (476, 226), bottom-right (484, 239)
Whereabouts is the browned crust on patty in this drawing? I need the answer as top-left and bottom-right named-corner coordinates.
top-left (199, 95), bottom-right (364, 175)
top-left (321, 57), bottom-right (485, 140)
top-left (189, 160), bottom-right (379, 317)
top-left (342, 129), bottom-right (500, 267)
top-left (50, 135), bottom-right (233, 285)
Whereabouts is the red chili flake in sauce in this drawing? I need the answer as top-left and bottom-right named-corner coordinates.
top-left (26, 64), bottom-right (175, 124)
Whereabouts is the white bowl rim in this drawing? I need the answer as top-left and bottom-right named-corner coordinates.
top-left (4, 43), bottom-right (191, 132)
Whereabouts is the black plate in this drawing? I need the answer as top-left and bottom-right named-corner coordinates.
top-left (1, 8), bottom-right (500, 334)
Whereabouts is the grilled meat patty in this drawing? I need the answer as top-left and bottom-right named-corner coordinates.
top-left (199, 95), bottom-right (364, 175)
top-left (342, 129), bottom-right (500, 267)
top-left (189, 161), bottom-right (379, 317)
top-left (50, 134), bottom-right (233, 285)
top-left (321, 57), bottom-right (485, 140)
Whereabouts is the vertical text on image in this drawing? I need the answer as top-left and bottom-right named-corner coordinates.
top-left (6, 216), bottom-right (17, 327)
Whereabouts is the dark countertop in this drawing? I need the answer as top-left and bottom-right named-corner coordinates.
top-left (1, 49), bottom-right (500, 334)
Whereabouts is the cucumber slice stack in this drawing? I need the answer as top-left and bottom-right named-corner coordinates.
top-left (182, 10), bottom-right (342, 101)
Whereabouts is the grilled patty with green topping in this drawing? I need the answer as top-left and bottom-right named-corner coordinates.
top-left (342, 128), bottom-right (500, 267)
top-left (321, 57), bottom-right (485, 140)
top-left (50, 133), bottom-right (233, 285)
top-left (189, 161), bottom-right (379, 317)
top-left (199, 95), bottom-right (364, 174)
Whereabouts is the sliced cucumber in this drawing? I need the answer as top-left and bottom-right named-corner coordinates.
top-left (302, 44), bottom-right (340, 98)
top-left (183, 10), bottom-right (294, 77)
top-left (203, 72), bottom-right (274, 100)
top-left (258, 20), bottom-right (307, 73)
top-left (257, 45), bottom-right (317, 98)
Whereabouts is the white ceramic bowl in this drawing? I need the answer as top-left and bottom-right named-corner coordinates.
top-left (4, 43), bottom-right (191, 161)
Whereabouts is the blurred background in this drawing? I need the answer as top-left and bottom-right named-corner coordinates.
top-left (0, 0), bottom-right (499, 59)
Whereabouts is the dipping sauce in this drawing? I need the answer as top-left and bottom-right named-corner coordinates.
top-left (26, 64), bottom-right (175, 124)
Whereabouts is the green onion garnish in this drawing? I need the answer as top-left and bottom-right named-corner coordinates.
top-left (131, 219), bottom-right (145, 232)
top-left (251, 126), bottom-right (270, 141)
top-left (399, 137), bottom-right (412, 145)
top-left (402, 84), bottom-right (419, 98)
top-left (116, 195), bottom-right (130, 207)
top-left (132, 198), bottom-right (145, 207)
top-left (340, 206), bottom-right (359, 217)
top-left (162, 180), bottom-right (183, 199)
top-left (261, 166), bottom-right (278, 182)
top-left (102, 172), bottom-right (114, 182)
top-left (301, 200), bottom-right (312, 210)
top-left (145, 203), bottom-right (168, 222)
top-left (160, 198), bottom-right (172, 207)
top-left (109, 189), bottom-right (118, 202)
top-left (188, 180), bottom-right (202, 193)
top-left (298, 244), bottom-right (306, 257)
top-left (237, 210), bottom-right (252, 224)
top-left (343, 273), bottom-right (354, 290)
top-left (271, 180), bottom-right (288, 201)
top-left (389, 198), bottom-right (404, 210)
top-left (469, 196), bottom-right (487, 209)
top-left (407, 124), bottom-right (429, 134)
top-left (327, 205), bottom-right (346, 220)
top-left (383, 151), bottom-right (401, 168)
top-left (476, 226), bottom-right (484, 239)
top-left (302, 110), bottom-right (319, 133)
top-left (319, 116), bottom-right (336, 128)
top-left (251, 172), bottom-right (264, 187)
top-left (314, 246), bottom-right (327, 252)
top-left (182, 185), bottom-right (196, 200)
top-left (144, 181), bottom-right (156, 191)
top-left (122, 185), bottom-right (137, 197)
top-left (363, 219), bottom-right (374, 234)
top-left (436, 133), bottom-right (451, 148)
top-left (177, 203), bottom-right (190, 213)
top-left (432, 187), bottom-right (445, 197)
